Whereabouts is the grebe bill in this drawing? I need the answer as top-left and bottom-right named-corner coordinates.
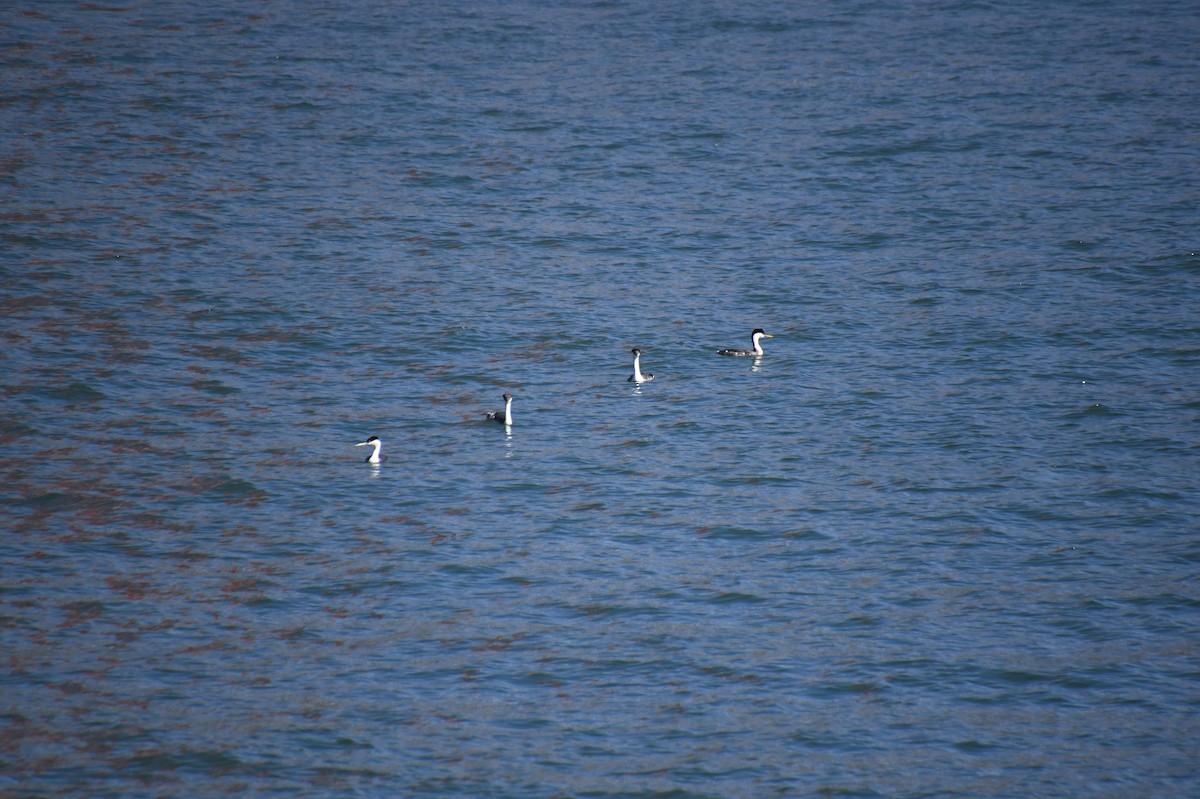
top-left (627, 347), bottom-right (654, 383)
top-left (485, 393), bottom-right (513, 425)
top-left (355, 435), bottom-right (384, 463)
top-left (717, 328), bottom-right (774, 357)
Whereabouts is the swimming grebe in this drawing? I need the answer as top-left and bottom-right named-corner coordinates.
top-left (354, 435), bottom-right (384, 463)
top-left (717, 328), bottom-right (774, 357)
top-left (485, 393), bottom-right (513, 425)
top-left (627, 348), bottom-right (654, 383)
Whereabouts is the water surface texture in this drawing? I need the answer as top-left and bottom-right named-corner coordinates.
top-left (2, 1), bottom-right (1198, 797)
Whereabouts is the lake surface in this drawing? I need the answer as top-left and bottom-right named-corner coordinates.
top-left (2, 1), bottom-right (1198, 796)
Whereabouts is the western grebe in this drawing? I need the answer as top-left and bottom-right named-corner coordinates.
top-left (717, 328), bottom-right (774, 357)
top-left (627, 348), bottom-right (655, 383)
top-left (354, 435), bottom-right (384, 463)
top-left (485, 392), bottom-right (513, 425)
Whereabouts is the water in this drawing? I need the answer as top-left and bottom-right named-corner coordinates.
top-left (2, 1), bottom-right (1198, 796)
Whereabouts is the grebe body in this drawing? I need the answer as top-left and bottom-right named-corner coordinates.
top-left (627, 348), bottom-right (654, 383)
top-left (485, 393), bottom-right (514, 425)
top-left (717, 328), bottom-right (774, 357)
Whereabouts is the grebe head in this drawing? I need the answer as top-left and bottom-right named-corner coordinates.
top-left (503, 392), bottom-right (513, 402)
top-left (752, 328), bottom-right (773, 340)
top-left (355, 435), bottom-right (383, 463)
top-left (631, 348), bottom-right (642, 356)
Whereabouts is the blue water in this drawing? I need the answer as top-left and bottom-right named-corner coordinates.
top-left (2, 1), bottom-right (1198, 797)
